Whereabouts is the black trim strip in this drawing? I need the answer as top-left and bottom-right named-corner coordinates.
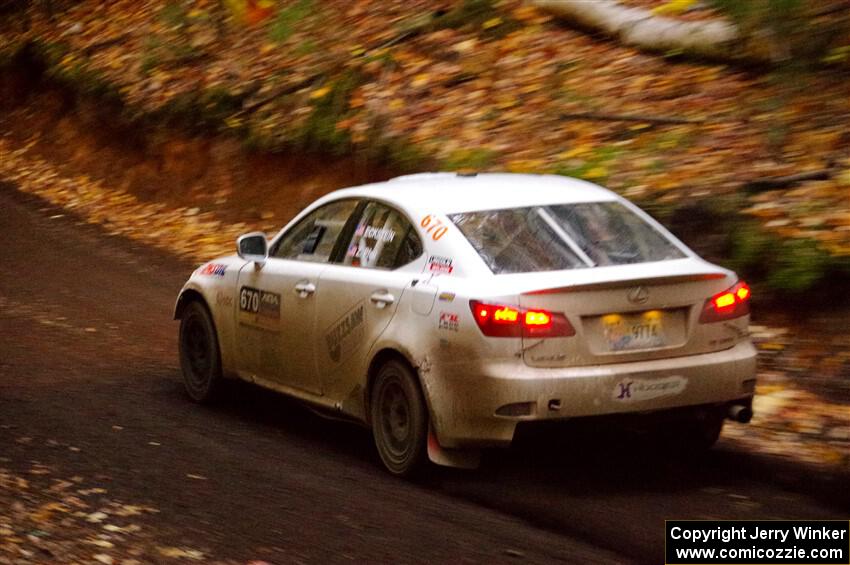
top-left (524, 272), bottom-right (727, 295)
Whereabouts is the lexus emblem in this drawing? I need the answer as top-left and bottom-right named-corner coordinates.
top-left (627, 286), bottom-right (649, 305)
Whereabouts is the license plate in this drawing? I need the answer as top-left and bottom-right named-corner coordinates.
top-left (602, 312), bottom-right (666, 351)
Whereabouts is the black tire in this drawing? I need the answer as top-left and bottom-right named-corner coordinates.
top-left (669, 406), bottom-right (726, 451)
top-left (370, 360), bottom-right (428, 476)
top-left (178, 300), bottom-right (223, 403)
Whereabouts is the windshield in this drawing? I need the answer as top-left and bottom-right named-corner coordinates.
top-left (449, 201), bottom-right (686, 274)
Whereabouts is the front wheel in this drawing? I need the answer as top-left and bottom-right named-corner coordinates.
top-left (178, 300), bottom-right (223, 403)
top-left (370, 360), bottom-right (428, 476)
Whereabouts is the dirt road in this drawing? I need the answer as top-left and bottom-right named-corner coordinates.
top-left (0, 184), bottom-right (845, 564)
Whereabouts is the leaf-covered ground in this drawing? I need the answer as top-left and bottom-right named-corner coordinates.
top-left (0, 460), bottom-right (221, 564)
top-left (1, 0), bottom-right (849, 258)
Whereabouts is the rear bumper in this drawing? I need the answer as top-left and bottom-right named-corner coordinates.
top-left (424, 340), bottom-right (757, 448)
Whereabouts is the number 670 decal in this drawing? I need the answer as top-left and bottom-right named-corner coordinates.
top-left (420, 215), bottom-right (448, 241)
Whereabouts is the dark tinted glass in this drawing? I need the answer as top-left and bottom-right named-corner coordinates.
top-left (273, 200), bottom-right (359, 263)
top-left (341, 202), bottom-right (422, 269)
top-left (450, 201), bottom-right (684, 274)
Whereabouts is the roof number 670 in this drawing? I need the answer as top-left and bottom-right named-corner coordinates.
top-left (420, 215), bottom-right (448, 241)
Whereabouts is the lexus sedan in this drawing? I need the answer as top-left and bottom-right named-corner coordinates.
top-left (175, 172), bottom-right (756, 475)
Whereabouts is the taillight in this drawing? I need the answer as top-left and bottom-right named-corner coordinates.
top-left (470, 300), bottom-right (575, 338)
top-left (699, 281), bottom-right (751, 323)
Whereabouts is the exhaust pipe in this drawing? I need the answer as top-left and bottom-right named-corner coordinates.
top-left (727, 404), bottom-right (753, 423)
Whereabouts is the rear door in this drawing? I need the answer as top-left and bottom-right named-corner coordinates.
top-left (315, 201), bottom-right (423, 394)
top-left (235, 199), bottom-right (360, 394)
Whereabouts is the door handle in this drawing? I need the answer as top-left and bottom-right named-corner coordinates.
top-left (294, 281), bottom-right (316, 298)
top-left (370, 290), bottom-right (395, 308)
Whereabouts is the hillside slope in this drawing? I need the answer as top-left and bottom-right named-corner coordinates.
top-left (1, 0), bottom-right (849, 278)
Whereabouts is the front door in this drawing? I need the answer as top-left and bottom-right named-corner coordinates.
top-left (235, 198), bottom-right (361, 395)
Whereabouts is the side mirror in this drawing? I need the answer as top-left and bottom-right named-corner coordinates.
top-left (236, 232), bottom-right (268, 265)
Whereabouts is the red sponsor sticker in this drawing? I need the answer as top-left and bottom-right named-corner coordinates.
top-left (198, 263), bottom-right (227, 277)
top-left (439, 311), bottom-right (459, 332)
top-left (427, 255), bottom-right (454, 275)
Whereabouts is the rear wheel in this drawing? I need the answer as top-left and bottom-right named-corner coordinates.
top-left (371, 360), bottom-right (428, 476)
top-left (179, 300), bottom-right (223, 403)
top-left (669, 406), bottom-right (726, 451)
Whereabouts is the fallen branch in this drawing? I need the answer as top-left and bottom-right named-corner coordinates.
top-left (560, 111), bottom-right (704, 125)
top-left (534, 0), bottom-right (743, 61)
top-left (744, 169), bottom-right (832, 193)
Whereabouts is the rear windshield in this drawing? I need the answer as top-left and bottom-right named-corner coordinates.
top-left (449, 201), bottom-right (686, 274)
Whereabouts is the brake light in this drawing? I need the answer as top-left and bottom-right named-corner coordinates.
top-left (700, 281), bottom-right (751, 323)
top-left (470, 301), bottom-right (575, 338)
top-left (494, 306), bottom-right (519, 323)
top-left (524, 311), bottom-right (551, 326)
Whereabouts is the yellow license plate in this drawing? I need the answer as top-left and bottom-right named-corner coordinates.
top-left (602, 312), bottom-right (666, 351)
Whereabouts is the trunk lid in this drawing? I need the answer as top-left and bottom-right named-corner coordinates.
top-left (513, 260), bottom-right (743, 368)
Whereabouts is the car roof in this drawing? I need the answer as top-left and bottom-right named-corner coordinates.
top-left (325, 173), bottom-right (619, 215)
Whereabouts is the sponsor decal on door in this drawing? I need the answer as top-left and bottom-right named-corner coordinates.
top-left (325, 302), bottom-right (365, 364)
top-left (238, 286), bottom-right (281, 331)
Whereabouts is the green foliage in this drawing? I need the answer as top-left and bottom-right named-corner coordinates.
top-left (651, 198), bottom-right (850, 299)
top-left (364, 136), bottom-right (433, 173)
top-left (269, 0), bottom-right (313, 43)
top-left (167, 42), bottom-right (204, 65)
top-left (765, 239), bottom-right (833, 293)
top-left (709, 0), bottom-right (848, 66)
top-left (34, 47), bottom-right (120, 102)
top-left (29, 39), bottom-right (69, 65)
top-left (709, 0), bottom-right (755, 26)
top-left (710, 0), bottom-right (803, 36)
top-left (723, 219), bottom-right (850, 296)
top-left (160, 1), bottom-right (188, 29)
top-left (393, 12), bottom-right (437, 37)
top-left (199, 87), bottom-right (245, 125)
top-left (432, 0), bottom-right (521, 40)
top-left (139, 32), bottom-right (206, 75)
top-left (552, 145), bottom-right (621, 183)
top-left (0, 39), bottom-right (26, 67)
top-left (294, 39), bottom-right (317, 56)
top-left (822, 45), bottom-right (850, 64)
top-left (443, 148), bottom-right (498, 171)
top-left (292, 69), bottom-right (360, 154)
top-left (140, 51), bottom-right (160, 76)
top-left (434, 0), bottom-right (495, 29)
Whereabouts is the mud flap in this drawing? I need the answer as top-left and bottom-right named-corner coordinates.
top-left (427, 424), bottom-right (481, 469)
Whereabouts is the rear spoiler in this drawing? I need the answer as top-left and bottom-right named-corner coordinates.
top-left (524, 272), bottom-right (727, 295)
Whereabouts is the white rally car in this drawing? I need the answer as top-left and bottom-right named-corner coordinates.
top-left (175, 173), bottom-right (756, 475)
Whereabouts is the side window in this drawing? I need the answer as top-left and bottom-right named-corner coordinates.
top-left (272, 199), bottom-right (359, 263)
top-left (341, 202), bottom-right (422, 269)
top-left (393, 228), bottom-right (424, 268)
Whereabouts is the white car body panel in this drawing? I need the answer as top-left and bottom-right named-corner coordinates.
top-left (176, 173), bottom-right (757, 451)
